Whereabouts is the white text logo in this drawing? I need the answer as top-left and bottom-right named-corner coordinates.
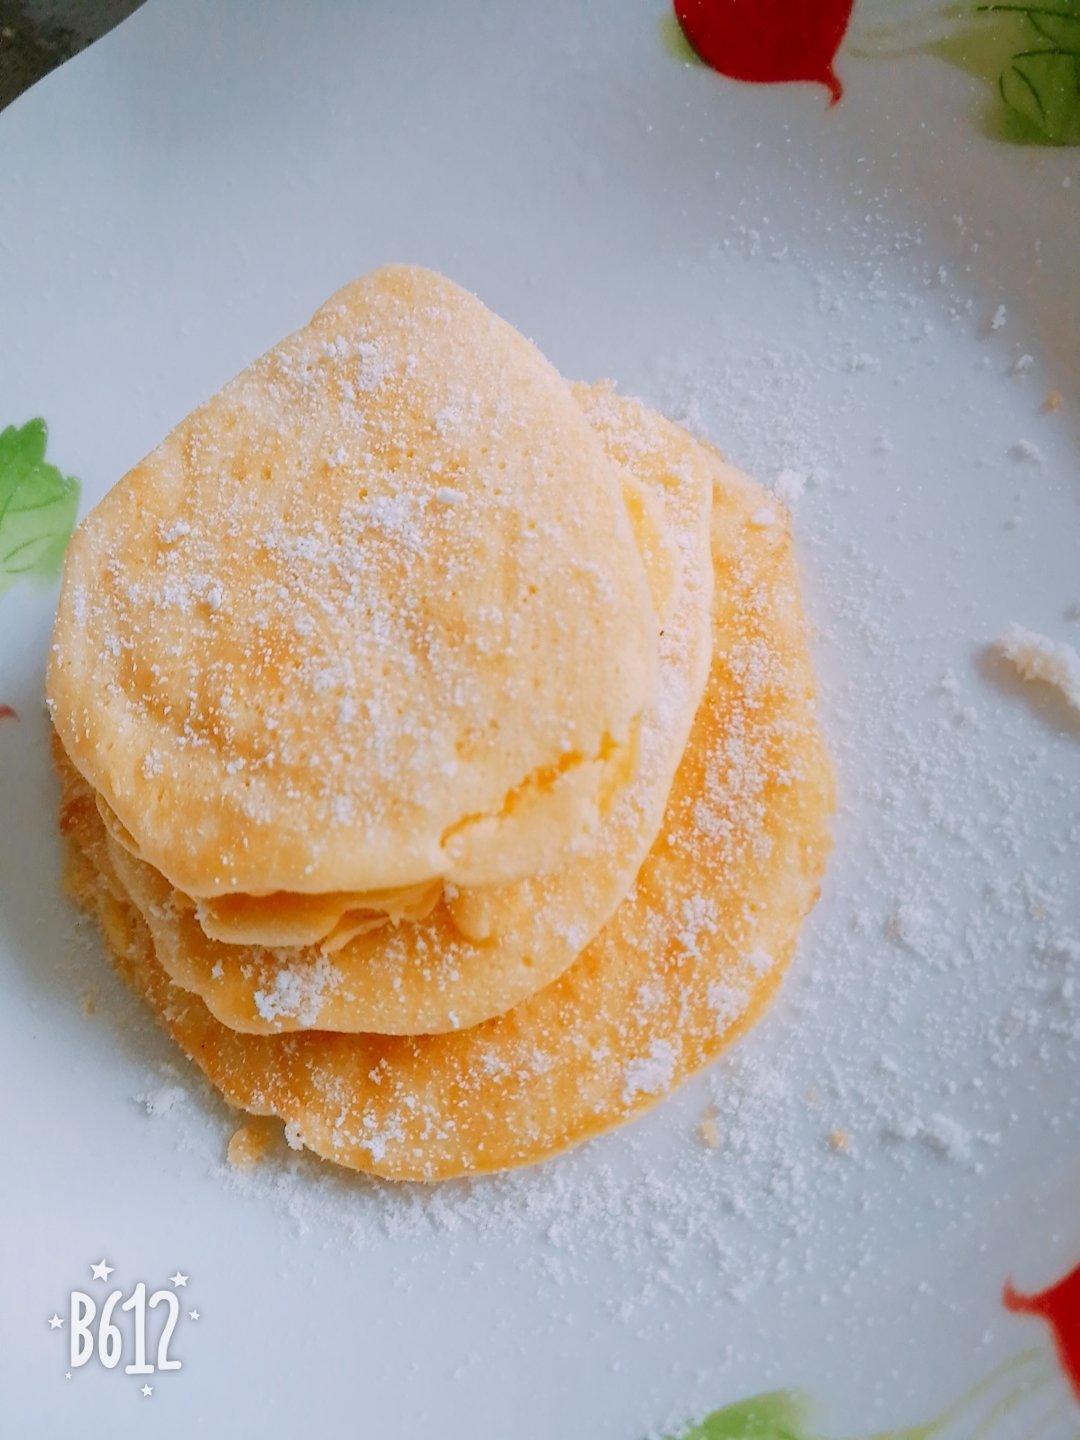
top-left (48, 1259), bottom-right (200, 1397)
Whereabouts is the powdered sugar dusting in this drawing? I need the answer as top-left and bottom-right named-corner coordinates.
top-left (996, 623), bottom-right (1080, 713)
top-left (253, 953), bottom-right (340, 1026)
top-left (622, 1038), bottom-right (678, 1104)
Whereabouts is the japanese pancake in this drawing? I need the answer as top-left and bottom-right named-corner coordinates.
top-left (95, 385), bottom-right (716, 1036)
top-left (48, 266), bottom-right (659, 902)
top-left (55, 436), bottom-right (833, 1180)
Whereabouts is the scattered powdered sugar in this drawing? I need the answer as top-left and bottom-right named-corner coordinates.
top-left (706, 980), bottom-right (750, 1033)
top-left (283, 1121), bottom-right (306, 1152)
top-left (622, 1039), bottom-right (678, 1104)
top-left (159, 518), bottom-right (191, 544)
top-left (772, 467), bottom-right (807, 506)
top-left (884, 901), bottom-right (947, 967)
top-left (134, 1081), bottom-right (188, 1118)
top-left (996, 623), bottom-right (1080, 713)
top-left (674, 895), bottom-right (718, 958)
top-left (252, 953), bottom-right (340, 1026)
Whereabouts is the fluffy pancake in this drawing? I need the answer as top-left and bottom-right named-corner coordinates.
top-left (130, 466), bottom-right (678, 956)
top-left (98, 388), bottom-right (716, 1035)
top-left (58, 461), bottom-right (834, 1181)
top-left (91, 464), bottom-right (678, 955)
top-left (48, 266), bottom-right (658, 900)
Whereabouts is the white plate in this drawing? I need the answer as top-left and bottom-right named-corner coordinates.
top-left (1, 2), bottom-right (1077, 1435)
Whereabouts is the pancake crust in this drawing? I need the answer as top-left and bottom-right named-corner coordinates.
top-left (48, 266), bottom-right (658, 899)
top-left (98, 388), bottom-right (716, 1035)
top-left (59, 462), bottom-right (833, 1181)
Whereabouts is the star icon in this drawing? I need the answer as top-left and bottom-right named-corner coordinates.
top-left (140, 1384), bottom-right (153, 1398)
top-left (48, 1314), bottom-right (64, 1330)
top-left (169, 1271), bottom-right (188, 1288)
top-left (65, 1372), bottom-right (72, 1381)
top-left (90, 1260), bottom-right (114, 1282)
top-left (188, 1308), bottom-right (200, 1321)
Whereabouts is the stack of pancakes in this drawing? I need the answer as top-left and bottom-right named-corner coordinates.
top-left (49, 266), bottom-right (833, 1181)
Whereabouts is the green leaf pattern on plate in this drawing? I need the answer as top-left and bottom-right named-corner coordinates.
top-left (842, 0), bottom-right (1079, 143)
top-left (673, 1391), bottom-right (813, 1440)
top-left (0, 419), bottom-right (80, 595)
top-left (660, 1347), bottom-right (1067, 1440)
top-left (979, 1), bottom-right (1080, 141)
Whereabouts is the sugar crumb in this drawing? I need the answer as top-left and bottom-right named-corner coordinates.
top-left (995, 623), bottom-right (1080, 713)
